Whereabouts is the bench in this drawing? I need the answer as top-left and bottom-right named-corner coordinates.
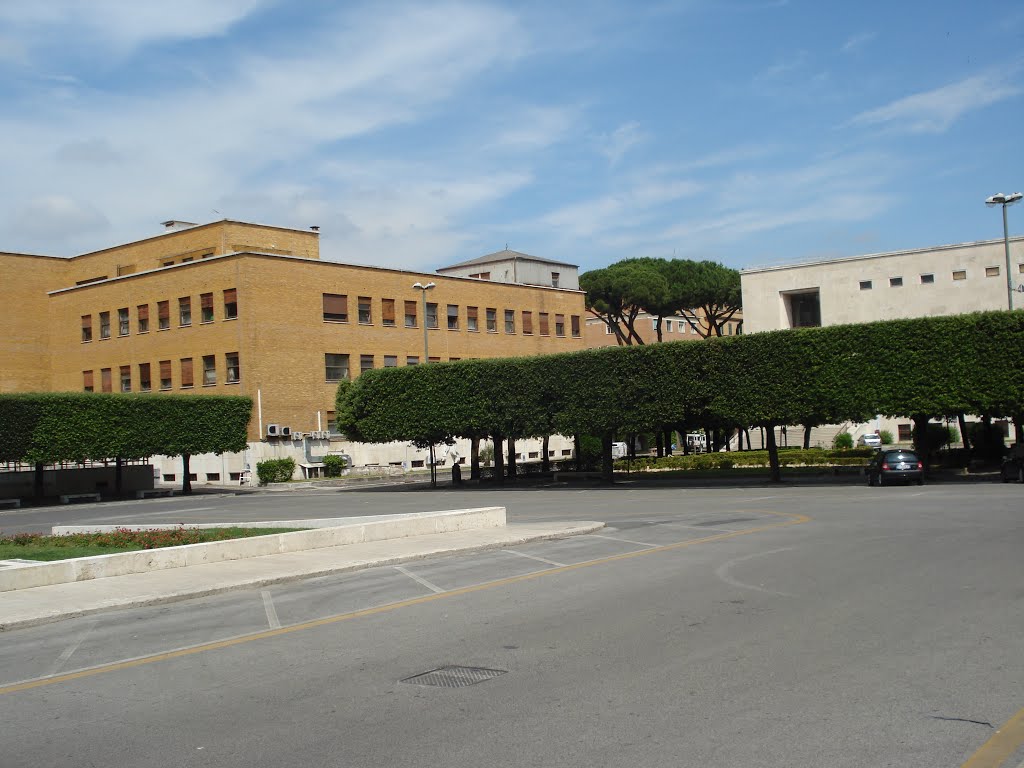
top-left (0, 498), bottom-right (21, 509)
top-left (59, 492), bottom-right (101, 504)
top-left (135, 488), bottom-right (174, 499)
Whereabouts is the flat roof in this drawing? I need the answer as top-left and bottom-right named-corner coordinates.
top-left (437, 248), bottom-right (577, 271)
top-left (742, 235), bottom-right (1024, 275)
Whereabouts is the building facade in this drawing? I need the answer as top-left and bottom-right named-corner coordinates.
top-left (740, 236), bottom-right (1024, 333)
top-left (584, 310), bottom-right (743, 348)
top-left (435, 248), bottom-right (580, 290)
top-left (2, 221), bottom-right (588, 483)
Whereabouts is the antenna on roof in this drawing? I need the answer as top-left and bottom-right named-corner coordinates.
top-left (505, 242), bottom-right (509, 250)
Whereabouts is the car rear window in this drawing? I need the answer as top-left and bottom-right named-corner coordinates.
top-left (887, 451), bottom-right (918, 461)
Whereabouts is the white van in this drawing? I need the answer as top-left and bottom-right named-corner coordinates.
top-left (685, 433), bottom-right (707, 453)
top-left (611, 442), bottom-right (629, 459)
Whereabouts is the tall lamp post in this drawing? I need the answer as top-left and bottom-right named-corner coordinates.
top-left (413, 281), bottom-right (436, 485)
top-left (985, 192), bottom-right (1022, 310)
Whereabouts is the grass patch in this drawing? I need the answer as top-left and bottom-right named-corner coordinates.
top-left (0, 527), bottom-right (307, 562)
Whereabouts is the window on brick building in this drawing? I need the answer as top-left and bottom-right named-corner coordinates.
top-left (322, 293), bottom-right (348, 322)
top-left (360, 354), bottom-right (374, 373)
top-left (447, 304), bottom-right (459, 330)
top-left (325, 353), bottom-right (349, 382)
top-left (99, 311), bottom-right (111, 339)
top-left (201, 293), bottom-right (214, 322)
top-left (358, 296), bottom-right (372, 324)
top-left (953, 270), bottom-right (967, 281)
top-left (571, 315), bottom-right (581, 337)
top-left (384, 355), bottom-right (398, 367)
top-left (137, 304), bottom-right (149, 333)
top-left (505, 309), bottom-right (515, 333)
top-left (551, 272), bottom-right (559, 288)
top-left (118, 308), bottom-right (129, 336)
top-left (469, 271), bottom-right (491, 280)
top-left (203, 355), bottom-right (216, 385)
top-left (178, 297), bottom-right (191, 326)
top-left (467, 306), bottom-right (478, 332)
top-left (139, 363), bottom-right (151, 392)
top-left (224, 288), bottom-right (238, 319)
top-left (426, 302), bottom-right (438, 329)
top-left (555, 314), bottom-right (565, 336)
top-left (225, 353), bottom-right (240, 383)
top-left (101, 368), bottom-right (112, 392)
top-left (404, 300), bottom-right (417, 328)
top-left (486, 308), bottom-right (497, 332)
top-left (158, 301), bottom-right (170, 330)
top-left (81, 315), bottom-right (92, 342)
top-left (539, 312), bottom-right (549, 335)
top-left (406, 356), bottom-right (419, 366)
top-left (159, 360), bottom-right (172, 390)
top-left (522, 310), bottom-right (534, 335)
top-left (180, 358), bottom-right (193, 388)
top-left (83, 370), bottom-right (94, 392)
top-left (120, 365), bottom-right (131, 392)
top-left (428, 356), bottom-right (440, 364)
top-left (381, 299), bottom-right (396, 327)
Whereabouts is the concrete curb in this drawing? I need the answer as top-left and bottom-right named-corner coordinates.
top-left (2, 507), bottom-right (504, 593)
top-left (0, 521), bottom-right (604, 631)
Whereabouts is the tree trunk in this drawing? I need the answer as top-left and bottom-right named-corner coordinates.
top-left (1015, 416), bottom-right (1023, 446)
top-left (574, 435), bottom-right (582, 472)
top-left (34, 461), bottom-right (44, 499)
top-left (665, 429), bottom-right (674, 455)
top-left (115, 456), bottom-right (124, 497)
top-left (492, 432), bottom-right (505, 485)
top-left (656, 431), bottom-right (664, 458)
top-left (765, 426), bottom-right (782, 483)
top-left (803, 424), bottom-right (812, 450)
top-left (541, 435), bottom-right (550, 473)
top-left (470, 436), bottom-right (480, 480)
top-left (911, 415), bottom-right (931, 477)
top-left (601, 433), bottom-right (614, 484)
top-left (506, 436), bottom-right (517, 479)
top-left (957, 413), bottom-right (971, 452)
top-left (182, 453), bottom-right (192, 495)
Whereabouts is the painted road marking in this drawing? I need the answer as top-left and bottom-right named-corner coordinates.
top-left (46, 621), bottom-right (97, 678)
top-left (587, 533), bottom-right (658, 548)
top-left (394, 565), bottom-right (444, 594)
top-left (961, 706), bottom-right (1024, 768)
top-left (714, 547), bottom-right (794, 597)
top-left (0, 510), bottom-right (808, 696)
top-left (260, 590), bottom-right (281, 629)
top-left (502, 549), bottom-right (567, 567)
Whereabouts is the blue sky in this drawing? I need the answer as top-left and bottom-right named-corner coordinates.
top-left (1, 1), bottom-right (1021, 273)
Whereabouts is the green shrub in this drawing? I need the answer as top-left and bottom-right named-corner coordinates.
top-left (617, 447), bottom-right (872, 472)
top-left (322, 454), bottom-right (346, 477)
top-left (256, 457), bottom-right (296, 485)
top-left (833, 433), bottom-right (854, 450)
top-left (879, 429), bottom-right (894, 445)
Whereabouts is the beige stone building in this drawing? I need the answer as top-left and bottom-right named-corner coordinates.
top-left (2, 220), bottom-right (588, 483)
top-left (584, 309), bottom-right (743, 348)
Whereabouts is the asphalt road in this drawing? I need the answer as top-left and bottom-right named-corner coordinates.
top-left (1, 481), bottom-right (1022, 767)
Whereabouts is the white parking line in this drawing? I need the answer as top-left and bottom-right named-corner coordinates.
top-left (502, 549), bottom-right (566, 567)
top-left (47, 621), bottom-right (97, 677)
top-left (714, 547), bottom-right (794, 597)
top-left (588, 533), bottom-right (658, 548)
top-left (261, 590), bottom-right (281, 629)
top-left (393, 565), bottom-right (445, 594)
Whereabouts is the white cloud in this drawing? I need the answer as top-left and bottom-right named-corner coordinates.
top-left (849, 72), bottom-right (1022, 133)
top-left (841, 32), bottom-right (876, 54)
top-left (598, 121), bottom-right (647, 164)
top-left (491, 105), bottom-right (578, 150)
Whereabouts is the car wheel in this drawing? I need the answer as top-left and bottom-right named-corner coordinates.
top-left (917, 478), bottom-right (924, 486)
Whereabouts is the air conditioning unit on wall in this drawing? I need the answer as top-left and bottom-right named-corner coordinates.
top-left (291, 431), bottom-right (304, 440)
top-left (280, 426), bottom-right (292, 438)
top-left (266, 424), bottom-right (280, 437)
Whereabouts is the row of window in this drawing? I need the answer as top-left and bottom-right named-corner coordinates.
top-left (322, 294), bottom-right (582, 337)
top-left (81, 289), bottom-right (238, 342)
top-left (325, 352), bottom-right (472, 381)
top-left (858, 265), bottom-right (1022, 291)
top-left (83, 353), bottom-right (240, 392)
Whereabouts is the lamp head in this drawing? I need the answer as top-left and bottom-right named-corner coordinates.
top-left (986, 192), bottom-right (1023, 207)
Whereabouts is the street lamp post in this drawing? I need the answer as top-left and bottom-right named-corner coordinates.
top-left (412, 281), bottom-right (436, 485)
top-left (985, 192), bottom-right (1022, 311)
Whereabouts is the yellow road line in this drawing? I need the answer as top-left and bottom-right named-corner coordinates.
top-left (0, 510), bottom-right (809, 697)
top-left (961, 707), bottom-right (1024, 768)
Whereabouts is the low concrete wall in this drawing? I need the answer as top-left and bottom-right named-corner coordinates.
top-left (53, 514), bottom-right (431, 535)
top-left (2, 507), bottom-right (505, 593)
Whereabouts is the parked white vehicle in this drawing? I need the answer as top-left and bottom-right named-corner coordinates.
top-left (857, 433), bottom-right (882, 448)
top-left (611, 442), bottom-right (629, 459)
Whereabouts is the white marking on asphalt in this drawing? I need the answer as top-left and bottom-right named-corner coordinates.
top-left (261, 590), bottom-right (281, 629)
top-left (588, 533), bottom-right (658, 548)
top-left (715, 547), bottom-right (794, 597)
top-left (394, 565), bottom-right (445, 593)
top-left (46, 621), bottom-right (97, 677)
top-left (502, 549), bottom-right (566, 567)
top-left (744, 496), bottom-right (779, 501)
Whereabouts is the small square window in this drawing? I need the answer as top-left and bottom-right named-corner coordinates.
top-left (358, 297), bottom-right (372, 324)
top-left (158, 301), bottom-right (170, 330)
top-left (505, 309), bottom-right (515, 333)
top-left (120, 365), bottom-right (132, 392)
top-left (920, 274), bottom-right (935, 284)
top-left (447, 304), bottom-right (459, 330)
top-left (486, 308), bottom-right (497, 332)
top-left (406, 356), bottom-right (419, 366)
top-left (859, 281), bottom-right (872, 291)
top-left (404, 300), bottom-right (417, 328)
top-left (99, 311), bottom-right (111, 339)
top-left (139, 363), bottom-right (151, 392)
top-left (323, 293), bottom-right (348, 322)
top-left (178, 297), bottom-right (191, 326)
top-left (224, 289), bottom-right (238, 319)
top-left (384, 355), bottom-right (398, 367)
top-left (225, 352), bottom-right (240, 383)
top-left (426, 303), bottom-right (438, 329)
top-left (200, 292), bottom-right (214, 322)
top-left (325, 353), bottom-right (349, 382)
top-left (137, 304), bottom-right (149, 332)
top-left (985, 266), bottom-right (1000, 277)
top-left (889, 277), bottom-right (903, 287)
top-left (381, 298), bottom-right (396, 326)
top-left (159, 360), bottom-right (172, 390)
top-left (360, 354), bottom-right (374, 373)
top-left (81, 315), bottom-right (92, 343)
top-left (118, 308), bottom-right (130, 335)
top-left (953, 270), bottom-right (967, 281)
top-left (202, 355), bottom-right (216, 385)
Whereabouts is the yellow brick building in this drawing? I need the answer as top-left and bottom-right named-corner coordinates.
top-left (2, 220), bottom-right (588, 479)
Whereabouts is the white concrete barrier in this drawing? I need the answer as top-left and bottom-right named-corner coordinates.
top-left (1, 507), bottom-right (505, 593)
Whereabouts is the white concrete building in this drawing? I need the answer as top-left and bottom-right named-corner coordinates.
top-left (436, 249), bottom-right (579, 290)
top-left (740, 236), bottom-right (1024, 333)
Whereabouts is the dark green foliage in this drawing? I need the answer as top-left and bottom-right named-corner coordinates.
top-left (256, 458), bottom-right (296, 485)
top-left (336, 312), bottom-right (1024, 482)
top-left (622, 448), bottom-right (873, 472)
top-left (321, 454), bottom-right (346, 477)
top-left (833, 433), bottom-right (854, 449)
top-left (879, 429), bottom-right (894, 445)
top-left (0, 393), bottom-right (251, 464)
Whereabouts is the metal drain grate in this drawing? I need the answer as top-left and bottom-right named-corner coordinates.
top-left (401, 666), bottom-right (507, 688)
top-left (693, 517), bottom-right (756, 527)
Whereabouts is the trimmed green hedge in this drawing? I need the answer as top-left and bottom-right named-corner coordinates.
top-left (619, 448), bottom-right (873, 471)
top-left (256, 458), bottom-right (296, 485)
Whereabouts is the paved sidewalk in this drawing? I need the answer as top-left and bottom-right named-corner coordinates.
top-left (0, 521), bottom-right (602, 631)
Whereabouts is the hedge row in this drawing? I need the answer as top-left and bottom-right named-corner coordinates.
top-left (620, 449), bottom-right (873, 472)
